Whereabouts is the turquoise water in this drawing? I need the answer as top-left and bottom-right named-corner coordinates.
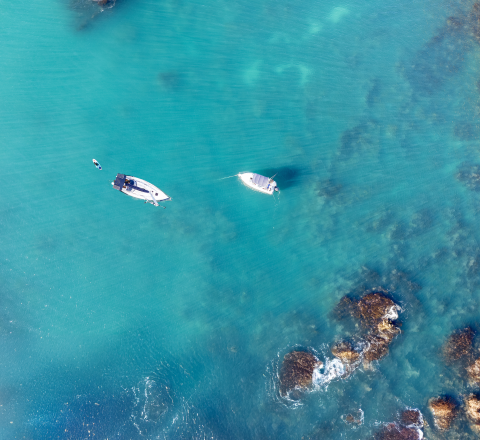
top-left (2, 0), bottom-right (480, 437)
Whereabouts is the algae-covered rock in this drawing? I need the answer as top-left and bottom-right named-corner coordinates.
top-left (429, 396), bottom-right (457, 430)
top-left (279, 351), bottom-right (322, 396)
top-left (467, 358), bottom-right (480, 384)
top-left (374, 422), bottom-right (422, 440)
top-left (333, 291), bottom-right (401, 364)
top-left (331, 341), bottom-right (360, 364)
top-left (465, 394), bottom-right (480, 430)
top-left (377, 319), bottom-right (401, 341)
top-left (443, 327), bottom-right (475, 363)
top-left (354, 292), bottom-right (399, 328)
top-left (400, 409), bottom-right (423, 428)
top-left (363, 334), bottom-right (391, 362)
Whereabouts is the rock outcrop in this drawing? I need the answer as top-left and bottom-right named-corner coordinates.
top-left (429, 397), bottom-right (457, 430)
top-left (331, 341), bottom-right (360, 364)
top-left (400, 409), bottom-right (423, 428)
top-left (465, 394), bottom-right (480, 432)
top-left (467, 358), bottom-right (480, 384)
top-left (334, 291), bottom-right (401, 363)
top-left (353, 292), bottom-right (399, 327)
top-left (363, 334), bottom-right (391, 362)
top-left (279, 351), bottom-right (322, 396)
top-left (374, 423), bottom-right (422, 440)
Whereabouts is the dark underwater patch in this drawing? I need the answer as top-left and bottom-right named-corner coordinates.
top-left (338, 119), bottom-right (379, 158)
top-left (454, 122), bottom-right (480, 141)
top-left (456, 163), bottom-right (480, 190)
top-left (317, 179), bottom-right (343, 199)
top-left (366, 78), bottom-right (382, 108)
top-left (25, 391), bottom-right (135, 440)
top-left (256, 165), bottom-right (302, 189)
top-left (158, 71), bottom-right (183, 91)
top-left (406, 16), bottom-right (472, 95)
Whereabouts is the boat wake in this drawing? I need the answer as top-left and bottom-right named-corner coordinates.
top-left (130, 377), bottom-right (174, 436)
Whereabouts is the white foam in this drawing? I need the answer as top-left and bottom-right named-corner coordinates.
top-left (384, 304), bottom-right (400, 321)
top-left (312, 357), bottom-right (345, 388)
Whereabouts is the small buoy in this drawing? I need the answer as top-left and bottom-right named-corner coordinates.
top-left (92, 159), bottom-right (102, 170)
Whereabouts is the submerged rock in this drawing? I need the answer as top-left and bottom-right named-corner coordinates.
top-left (470, 2), bottom-right (480, 42)
top-left (429, 397), bottom-right (457, 430)
top-left (466, 358), bottom-right (480, 384)
top-left (333, 295), bottom-right (356, 320)
top-left (279, 351), bottom-right (322, 396)
top-left (465, 394), bottom-right (480, 431)
top-left (443, 327), bottom-right (475, 363)
top-left (456, 164), bottom-right (480, 191)
top-left (342, 409), bottom-right (364, 427)
top-left (331, 341), bottom-right (360, 364)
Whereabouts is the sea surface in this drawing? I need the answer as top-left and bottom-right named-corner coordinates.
top-left (2, 0), bottom-right (480, 438)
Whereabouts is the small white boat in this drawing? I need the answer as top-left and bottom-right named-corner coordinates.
top-left (238, 172), bottom-right (279, 195)
top-left (112, 174), bottom-right (171, 206)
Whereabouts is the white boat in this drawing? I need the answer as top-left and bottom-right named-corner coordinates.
top-left (112, 174), bottom-right (171, 206)
top-left (238, 172), bottom-right (279, 195)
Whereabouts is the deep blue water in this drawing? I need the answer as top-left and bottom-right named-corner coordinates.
top-left (2, 0), bottom-right (480, 438)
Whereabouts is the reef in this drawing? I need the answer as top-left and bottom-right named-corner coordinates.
top-left (405, 6), bottom-right (474, 95)
top-left (456, 164), bottom-right (480, 191)
top-left (470, 2), bottom-right (480, 42)
top-left (466, 357), bottom-right (480, 384)
top-left (442, 327), bottom-right (475, 363)
top-left (331, 341), bottom-right (360, 364)
top-left (465, 394), bottom-right (480, 432)
top-left (339, 120), bottom-right (379, 157)
top-left (279, 351), bottom-right (322, 396)
top-left (429, 396), bottom-right (457, 430)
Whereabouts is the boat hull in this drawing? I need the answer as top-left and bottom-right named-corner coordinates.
top-left (119, 176), bottom-right (170, 203)
top-left (238, 172), bottom-right (277, 195)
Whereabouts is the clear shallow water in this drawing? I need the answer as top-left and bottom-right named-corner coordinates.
top-left (2, 0), bottom-right (480, 438)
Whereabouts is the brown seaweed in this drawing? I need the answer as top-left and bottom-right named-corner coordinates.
top-left (442, 327), bottom-right (475, 363)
